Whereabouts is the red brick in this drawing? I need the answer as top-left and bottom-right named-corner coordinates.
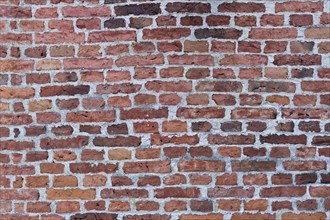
top-left (53, 176), bottom-right (77, 187)
top-left (48, 20), bottom-right (73, 32)
top-left (164, 200), bottom-right (186, 212)
top-left (215, 173), bottom-right (237, 185)
top-left (121, 108), bottom-right (168, 120)
top-left (282, 213), bottom-right (326, 220)
top-left (178, 160), bottom-right (225, 172)
top-left (36, 32), bottom-right (84, 44)
top-left (158, 42), bottom-right (182, 53)
top-left (101, 189), bottom-right (148, 198)
top-left (67, 110), bottom-right (115, 123)
top-left (166, 2), bottom-right (210, 13)
top-left (27, 202), bottom-right (51, 213)
top-left (196, 81), bottom-right (242, 92)
top-left (146, 81), bottom-right (192, 92)
top-left (155, 187), bottom-right (200, 198)
top-left (116, 54), bottom-right (163, 67)
top-left (123, 161), bottom-right (170, 173)
top-left (47, 189), bottom-right (95, 200)
top-left (0, 60), bottom-right (34, 72)
top-left (133, 122), bottom-right (158, 133)
top-left (208, 134), bottom-right (255, 145)
top-left (218, 2), bottom-right (265, 12)
top-left (156, 16), bottom-right (176, 26)
top-left (301, 81), bottom-right (330, 92)
top-left (195, 28), bottom-right (242, 39)
top-left (249, 28), bottom-right (297, 39)
top-left (276, 1), bottom-right (323, 12)
top-left (88, 31), bottom-right (136, 42)
top-left (274, 55), bottom-right (321, 66)
top-left (232, 160), bottom-right (276, 172)
top-left (62, 6), bottom-right (111, 17)
top-left (235, 16), bottom-right (256, 27)
top-left (26, 176), bottom-right (49, 188)
top-left (143, 28), bottom-right (190, 40)
top-left (64, 58), bottom-right (112, 69)
top-left (0, 6), bottom-right (32, 18)
top-left (111, 176), bottom-right (133, 186)
top-left (211, 42), bottom-right (235, 52)
top-left (136, 201), bottom-right (159, 211)
top-left (0, 189), bottom-right (39, 200)
top-left (98, 83), bottom-right (141, 94)
top-left (261, 14), bottom-right (284, 26)
top-left (40, 136), bottom-right (89, 149)
top-left (94, 136), bottom-right (141, 147)
top-left (115, 3), bottom-right (160, 16)
top-left (137, 176), bottom-right (160, 187)
top-left (232, 108), bottom-right (276, 119)
top-left (169, 54), bottom-right (214, 66)
top-left (261, 186), bottom-right (306, 197)
top-left (272, 201), bottom-right (293, 211)
top-left (232, 213), bottom-right (275, 220)
top-left (151, 134), bottom-right (199, 145)
top-left (220, 54), bottom-right (267, 65)
top-left (40, 163), bottom-right (64, 174)
top-left (35, 8), bottom-right (58, 18)
top-left (136, 148), bottom-right (160, 159)
top-left (56, 201), bottom-right (80, 214)
top-left (282, 108), bottom-right (329, 119)
top-left (283, 161), bottom-right (326, 171)
top-left (84, 201), bottom-right (105, 211)
top-left (41, 85), bottom-right (89, 97)
top-left (0, 114), bottom-right (33, 125)
top-left (208, 187), bottom-right (254, 198)
top-left (189, 174), bottom-right (212, 185)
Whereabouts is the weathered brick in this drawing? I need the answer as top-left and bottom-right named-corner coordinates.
top-left (101, 189), bottom-right (148, 198)
top-left (93, 136), bottom-right (141, 147)
top-left (208, 134), bottom-right (255, 145)
top-left (249, 28), bottom-right (297, 39)
top-left (47, 189), bottom-right (95, 200)
top-left (274, 55), bottom-right (321, 66)
top-left (276, 1), bottom-right (323, 12)
top-left (88, 30), bottom-right (136, 42)
top-left (115, 3), bottom-right (160, 16)
top-left (121, 108), bottom-right (168, 120)
top-left (220, 54), bottom-right (267, 65)
top-left (232, 160), bottom-right (276, 172)
top-left (177, 107), bottom-right (225, 119)
top-left (0, 189), bottom-right (39, 200)
top-left (0, 60), bottom-right (34, 72)
top-left (116, 54), bottom-right (164, 66)
top-left (62, 6), bottom-right (111, 17)
top-left (40, 136), bottom-right (89, 149)
top-left (67, 110), bottom-right (115, 123)
top-left (143, 28), bottom-right (190, 40)
top-left (208, 187), bottom-right (254, 198)
top-left (36, 32), bottom-right (84, 44)
top-left (260, 186), bottom-right (306, 197)
top-left (218, 2), bottom-right (265, 13)
top-left (195, 28), bottom-right (242, 39)
top-left (155, 187), bottom-right (200, 198)
top-left (41, 85), bottom-right (89, 97)
top-left (70, 163), bottom-right (117, 174)
top-left (178, 160), bottom-right (225, 172)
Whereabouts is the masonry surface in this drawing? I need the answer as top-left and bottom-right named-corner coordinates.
top-left (0, 0), bottom-right (329, 219)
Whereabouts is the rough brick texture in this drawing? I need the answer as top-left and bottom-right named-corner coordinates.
top-left (0, 0), bottom-right (329, 219)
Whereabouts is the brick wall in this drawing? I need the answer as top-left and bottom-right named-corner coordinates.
top-left (0, 0), bottom-right (329, 219)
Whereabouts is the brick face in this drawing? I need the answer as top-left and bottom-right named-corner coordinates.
top-left (0, 0), bottom-right (329, 219)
